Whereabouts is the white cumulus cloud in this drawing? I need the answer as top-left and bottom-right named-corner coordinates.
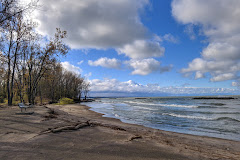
top-left (172, 0), bottom-right (240, 82)
top-left (61, 61), bottom-right (82, 75)
top-left (88, 57), bottom-right (121, 69)
top-left (118, 40), bottom-right (165, 59)
top-left (34, 0), bottom-right (149, 49)
top-left (29, 0), bottom-right (167, 60)
top-left (125, 58), bottom-right (172, 75)
top-left (210, 73), bottom-right (236, 82)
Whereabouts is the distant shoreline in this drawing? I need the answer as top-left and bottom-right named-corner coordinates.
top-left (90, 95), bottom-right (240, 99)
top-left (193, 97), bottom-right (235, 99)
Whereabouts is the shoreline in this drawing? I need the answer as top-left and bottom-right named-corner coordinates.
top-left (50, 104), bottom-right (240, 159)
top-left (84, 104), bottom-right (240, 142)
top-left (86, 103), bottom-right (240, 142)
top-left (0, 104), bottom-right (239, 160)
top-left (83, 100), bottom-right (240, 142)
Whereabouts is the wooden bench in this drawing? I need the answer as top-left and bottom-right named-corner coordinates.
top-left (18, 103), bottom-right (33, 112)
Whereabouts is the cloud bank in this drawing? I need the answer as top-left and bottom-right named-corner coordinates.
top-left (90, 78), bottom-right (238, 97)
top-left (172, 0), bottom-right (240, 82)
top-left (34, 0), bottom-right (164, 56)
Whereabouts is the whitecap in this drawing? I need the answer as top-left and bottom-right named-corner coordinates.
top-left (159, 104), bottom-right (198, 108)
top-left (163, 113), bottom-right (213, 120)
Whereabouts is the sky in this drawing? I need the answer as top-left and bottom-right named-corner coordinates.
top-left (30, 0), bottom-right (240, 97)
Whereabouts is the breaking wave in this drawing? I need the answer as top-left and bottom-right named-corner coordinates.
top-left (215, 117), bottom-right (240, 122)
top-left (162, 113), bottom-right (213, 120)
top-left (163, 113), bottom-right (240, 122)
top-left (159, 104), bottom-right (198, 108)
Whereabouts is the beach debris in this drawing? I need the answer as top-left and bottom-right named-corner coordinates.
top-left (89, 122), bottom-right (126, 131)
top-left (41, 121), bottom-right (90, 134)
top-left (164, 139), bottom-right (174, 146)
top-left (43, 109), bottom-right (59, 119)
top-left (128, 135), bottom-right (142, 141)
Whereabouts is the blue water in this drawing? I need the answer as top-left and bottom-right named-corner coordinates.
top-left (82, 97), bottom-right (240, 141)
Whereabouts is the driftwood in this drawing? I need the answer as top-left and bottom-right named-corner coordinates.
top-left (89, 122), bottom-right (126, 131)
top-left (42, 121), bottom-right (90, 134)
top-left (128, 135), bottom-right (142, 141)
top-left (41, 120), bottom-right (128, 135)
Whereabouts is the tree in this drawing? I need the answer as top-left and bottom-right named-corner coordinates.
top-left (0, 56), bottom-right (6, 103)
top-left (4, 13), bottom-right (18, 106)
top-left (0, 0), bottom-right (39, 105)
top-left (0, 0), bottom-right (38, 26)
top-left (0, 0), bottom-right (89, 106)
top-left (25, 28), bottom-right (69, 104)
top-left (82, 81), bottom-right (90, 100)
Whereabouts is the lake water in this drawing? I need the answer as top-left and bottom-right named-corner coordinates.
top-left (82, 97), bottom-right (240, 141)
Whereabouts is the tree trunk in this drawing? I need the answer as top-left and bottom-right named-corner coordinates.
top-left (39, 84), bottom-right (42, 105)
top-left (7, 56), bottom-right (11, 105)
top-left (7, 31), bottom-right (13, 106)
top-left (10, 41), bottom-right (19, 105)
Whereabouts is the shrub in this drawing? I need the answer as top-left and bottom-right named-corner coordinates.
top-left (57, 98), bottom-right (75, 105)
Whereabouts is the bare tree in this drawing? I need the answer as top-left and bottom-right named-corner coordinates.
top-left (0, 0), bottom-right (90, 105)
top-left (0, 0), bottom-right (38, 26)
top-left (4, 14), bottom-right (16, 105)
top-left (25, 28), bottom-right (69, 104)
top-left (0, 0), bottom-right (39, 105)
top-left (82, 81), bottom-right (90, 100)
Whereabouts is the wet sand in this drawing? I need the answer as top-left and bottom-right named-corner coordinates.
top-left (0, 104), bottom-right (239, 160)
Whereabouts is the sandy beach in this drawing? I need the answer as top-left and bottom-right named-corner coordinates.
top-left (0, 104), bottom-right (239, 160)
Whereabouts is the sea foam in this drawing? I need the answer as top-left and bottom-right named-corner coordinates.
top-left (162, 113), bottom-right (213, 120)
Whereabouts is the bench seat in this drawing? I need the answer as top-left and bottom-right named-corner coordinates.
top-left (18, 103), bottom-right (32, 112)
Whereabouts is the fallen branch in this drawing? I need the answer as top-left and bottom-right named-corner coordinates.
top-left (128, 135), bottom-right (142, 141)
top-left (41, 121), bottom-right (90, 134)
top-left (89, 122), bottom-right (126, 131)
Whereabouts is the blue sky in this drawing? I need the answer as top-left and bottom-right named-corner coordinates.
top-left (32, 0), bottom-right (240, 96)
